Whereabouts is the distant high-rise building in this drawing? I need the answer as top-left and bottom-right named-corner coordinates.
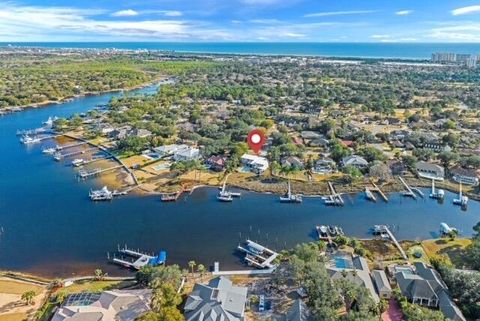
top-left (432, 52), bottom-right (456, 63)
top-left (456, 53), bottom-right (472, 63)
top-left (432, 52), bottom-right (477, 68)
top-left (466, 56), bottom-right (477, 68)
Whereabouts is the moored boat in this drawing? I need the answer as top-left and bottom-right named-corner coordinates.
top-left (72, 158), bottom-right (84, 167)
top-left (453, 183), bottom-right (468, 207)
top-left (89, 186), bottom-right (113, 201)
top-left (279, 180), bottom-right (302, 203)
top-left (42, 147), bottom-right (56, 154)
top-left (20, 135), bottom-right (41, 145)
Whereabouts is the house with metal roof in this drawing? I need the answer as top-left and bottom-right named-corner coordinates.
top-left (341, 155), bottom-right (369, 169)
top-left (184, 276), bottom-right (248, 321)
top-left (395, 262), bottom-right (466, 321)
top-left (372, 270), bottom-right (392, 299)
top-left (415, 161), bottom-right (445, 181)
top-left (51, 289), bottom-right (152, 321)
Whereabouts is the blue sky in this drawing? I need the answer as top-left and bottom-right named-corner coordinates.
top-left (1, 0), bottom-right (480, 42)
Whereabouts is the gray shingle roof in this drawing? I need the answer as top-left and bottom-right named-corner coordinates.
top-left (372, 270), bottom-right (392, 293)
top-left (184, 277), bottom-right (247, 321)
top-left (285, 299), bottom-right (312, 321)
top-left (395, 264), bottom-right (466, 321)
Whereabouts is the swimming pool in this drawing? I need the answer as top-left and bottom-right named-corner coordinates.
top-left (334, 256), bottom-right (354, 269)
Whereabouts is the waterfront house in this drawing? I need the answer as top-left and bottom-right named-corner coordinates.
top-left (313, 158), bottom-right (336, 174)
top-left (415, 161), bottom-right (445, 180)
top-left (51, 289), bottom-right (152, 321)
top-left (206, 155), bottom-right (227, 172)
top-left (241, 154), bottom-right (269, 174)
top-left (450, 166), bottom-right (479, 186)
top-left (184, 276), bottom-right (248, 321)
top-left (372, 270), bottom-right (392, 299)
top-left (327, 253), bottom-right (379, 303)
top-left (153, 144), bottom-right (189, 158)
top-left (281, 156), bottom-right (304, 170)
top-left (395, 262), bottom-right (466, 321)
top-left (341, 155), bottom-right (369, 169)
top-left (173, 146), bottom-right (201, 161)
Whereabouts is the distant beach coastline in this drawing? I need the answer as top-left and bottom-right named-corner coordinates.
top-left (3, 42), bottom-right (480, 60)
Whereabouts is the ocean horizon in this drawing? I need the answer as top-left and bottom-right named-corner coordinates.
top-left (2, 42), bottom-right (480, 60)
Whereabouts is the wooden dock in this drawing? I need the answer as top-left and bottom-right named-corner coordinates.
top-left (56, 141), bottom-right (87, 150)
top-left (56, 147), bottom-right (97, 159)
top-left (326, 181), bottom-right (344, 205)
top-left (80, 155), bottom-right (112, 166)
top-left (78, 165), bottom-right (123, 179)
top-left (399, 176), bottom-right (417, 199)
top-left (370, 181), bottom-right (389, 202)
top-left (377, 225), bottom-right (408, 261)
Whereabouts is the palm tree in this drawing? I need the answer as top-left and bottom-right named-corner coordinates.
top-left (94, 269), bottom-right (104, 280)
top-left (21, 291), bottom-right (36, 305)
top-left (317, 240), bottom-right (327, 252)
top-left (188, 261), bottom-right (196, 278)
top-left (197, 264), bottom-right (206, 282)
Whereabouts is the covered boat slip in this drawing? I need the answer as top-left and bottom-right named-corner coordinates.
top-left (237, 240), bottom-right (278, 269)
top-left (109, 246), bottom-right (167, 270)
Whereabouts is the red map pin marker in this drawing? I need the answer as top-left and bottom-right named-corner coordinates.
top-left (247, 129), bottom-right (266, 155)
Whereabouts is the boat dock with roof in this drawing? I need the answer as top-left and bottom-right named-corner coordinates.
top-left (237, 240), bottom-right (278, 269)
top-left (108, 245), bottom-right (167, 270)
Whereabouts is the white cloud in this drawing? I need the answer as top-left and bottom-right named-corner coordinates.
top-left (452, 5), bottom-right (480, 16)
top-left (396, 10), bottom-right (413, 16)
top-left (428, 22), bottom-right (480, 41)
top-left (111, 9), bottom-right (139, 17)
top-left (111, 9), bottom-right (182, 17)
top-left (371, 34), bottom-right (390, 39)
top-left (161, 11), bottom-right (183, 17)
top-left (0, 3), bottom-right (189, 41)
top-left (304, 10), bottom-right (377, 18)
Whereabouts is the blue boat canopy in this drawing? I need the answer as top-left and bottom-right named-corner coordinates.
top-left (149, 250), bottom-right (167, 266)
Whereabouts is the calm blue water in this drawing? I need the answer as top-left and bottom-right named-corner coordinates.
top-left (3, 42), bottom-right (480, 59)
top-left (0, 86), bottom-right (479, 277)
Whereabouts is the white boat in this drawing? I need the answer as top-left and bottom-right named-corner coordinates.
top-left (429, 179), bottom-right (444, 199)
top-left (217, 178), bottom-right (241, 202)
top-left (89, 186), bottom-right (113, 201)
top-left (43, 116), bottom-right (58, 128)
top-left (217, 194), bottom-right (233, 202)
top-left (72, 159), bottom-right (84, 167)
top-left (20, 135), bottom-right (41, 145)
top-left (279, 180), bottom-right (302, 203)
top-left (365, 188), bottom-right (376, 201)
top-left (453, 183), bottom-right (468, 207)
top-left (53, 152), bottom-right (62, 161)
top-left (42, 147), bottom-right (56, 154)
